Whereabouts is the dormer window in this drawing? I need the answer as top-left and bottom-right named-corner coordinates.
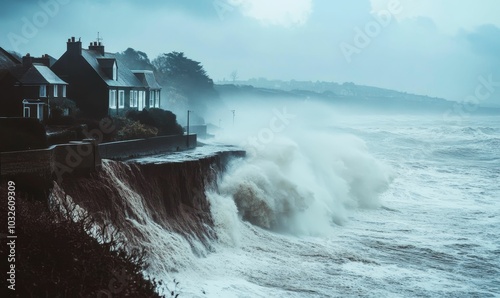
top-left (113, 61), bottom-right (118, 81)
top-left (97, 58), bottom-right (118, 81)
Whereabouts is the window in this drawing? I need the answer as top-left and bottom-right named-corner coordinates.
top-left (39, 85), bottom-right (47, 97)
top-left (155, 90), bottom-right (160, 108)
top-left (62, 85), bottom-right (67, 97)
top-left (138, 91), bottom-right (144, 109)
top-left (118, 90), bottom-right (125, 108)
top-left (109, 90), bottom-right (117, 109)
top-left (129, 90), bottom-right (134, 107)
top-left (149, 91), bottom-right (154, 108)
top-left (54, 85), bottom-right (58, 97)
top-left (112, 62), bottom-right (118, 81)
top-left (37, 105), bottom-right (43, 121)
top-left (133, 91), bottom-right (138, 107)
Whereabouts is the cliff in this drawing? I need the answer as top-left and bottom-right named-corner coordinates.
top-left (51, 150), bottom-right (245, 255)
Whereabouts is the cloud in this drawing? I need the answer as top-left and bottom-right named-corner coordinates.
top-left (465, 24), bottom-right (500, 61)
top-left (370, 0), bottom-right (500, 34)
top-left (229, 0), bottom-right (313, 27)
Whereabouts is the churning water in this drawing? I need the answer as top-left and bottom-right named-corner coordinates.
top-left (162, 113), bottom-right (499, 297)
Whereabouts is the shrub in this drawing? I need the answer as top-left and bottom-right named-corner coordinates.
top-left (127, 108), bottom-right (183, 136)
top-left (47, 98), bottom-right (79, 126)
top-left (46, 107), bottom-right (76, 126)
top-left (78, 117), bottom-right (117, 143)
top-left (0, 194), bottom-right (161, 297)
top-left (0, 118), bottom-right (48, 151)
top-left (115, 118), bottom-right (158, 141)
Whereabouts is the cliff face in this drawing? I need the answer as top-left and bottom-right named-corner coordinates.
top-left (51, 150), bottom-right (244, 257)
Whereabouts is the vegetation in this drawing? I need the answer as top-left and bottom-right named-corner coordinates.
top-left (126, 108), bottom-right (184, 136)
top-left (0, 118), bottom-right (48, 151)
top-left (115, 117), bottom-right (159, 141)
top-left (116, 48), bottom-right (155, 71)
top-left (153, 51), bottom-right (219, 114)
top-left (46, 97), bottom-right (79, 126)
top-left (0, 193), bottom-right (161, 297)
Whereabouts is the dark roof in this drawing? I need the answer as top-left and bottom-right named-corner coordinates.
top-left (14, 64), bottom-right (67, 85)
top-left (21, 63), bottom-right (68, 85)
top-left (82, 49), bottom-right (144, 88)
top-left (132, 70), bottom-right (161, 89)
top-left (0, 48), bottom-right (21, 69)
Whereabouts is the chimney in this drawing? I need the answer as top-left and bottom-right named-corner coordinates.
top-left (32, 54), bottom-right (50, 67)
top-left (89, 40), bottom-right (105, 56)
top-left (22, 53), bottom-right (33, 68)
top-left (67, 36), bottom-right (82, 56)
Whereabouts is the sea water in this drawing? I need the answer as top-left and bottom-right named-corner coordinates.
top-left (157, 113), bottom-right (499, 297)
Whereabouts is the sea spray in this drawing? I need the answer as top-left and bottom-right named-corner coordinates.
top-left (208, 130), bottom-right (393, 236)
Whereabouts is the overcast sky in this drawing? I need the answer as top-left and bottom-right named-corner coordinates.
top-left (1, 0), bottom-right (499, 105)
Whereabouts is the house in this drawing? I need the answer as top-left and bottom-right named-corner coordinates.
top-left (0, 49), bottom-right (68, 121)
top-left (52, 37), bottom-right (161, 119)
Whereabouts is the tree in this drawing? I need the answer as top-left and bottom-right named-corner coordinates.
top-left (115, 48), bottom-right (154, 71)
top-left (230, 70), bottom-right (238, 83)
top-left (152, 52), bottom-right (219, 114)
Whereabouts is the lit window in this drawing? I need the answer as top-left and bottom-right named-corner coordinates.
top-left (139, 91), bottom-right (144, 109)
top-left (54, 85), bottom-right (58, 97)
top-left (109, 90), bottom-right (117, 108)
top-left (118, 90), bottom-right (125, 108)
top-left (62, 85), bottom-right (67, 97)
top-left (155, 90), bottom-right (160, 108)
top-left (39, 85), bottom-right (47, 97)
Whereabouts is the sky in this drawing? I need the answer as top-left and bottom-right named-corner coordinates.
top-left (1, 0), bottom-right (499, 106)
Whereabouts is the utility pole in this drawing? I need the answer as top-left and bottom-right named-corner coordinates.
top-left (186, 110), bottom-right (191, 148)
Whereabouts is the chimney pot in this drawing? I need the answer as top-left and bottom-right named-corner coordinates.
top-left (67, 36), bottom-right (82, 56)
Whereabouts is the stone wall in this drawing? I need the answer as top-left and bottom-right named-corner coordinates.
top-left (0, 140), bottom-right (99, 178)
top-left (0, 134), bottom-right (197, 179)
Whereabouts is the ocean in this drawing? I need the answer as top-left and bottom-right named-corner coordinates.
top-left (152, 112), bottom-right (498, 297)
